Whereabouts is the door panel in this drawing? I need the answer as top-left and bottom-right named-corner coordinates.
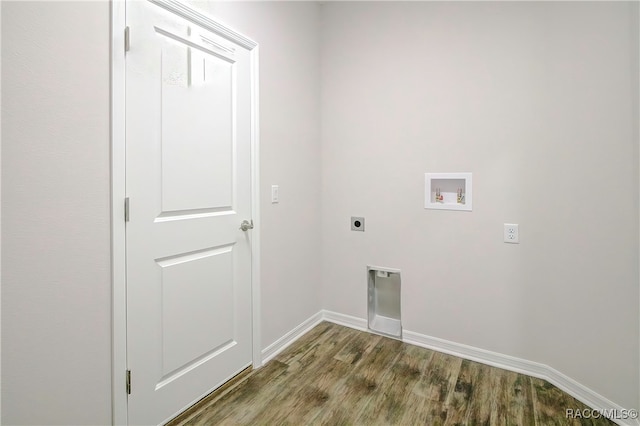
top-left (158, 245), bottom-right (235, 377)
top-left (159, 32), bottom-right (234, 212)
top-left (125, 1), bottom-right (255, 424)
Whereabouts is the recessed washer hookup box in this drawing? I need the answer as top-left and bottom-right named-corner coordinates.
top-left (367, 266), bottom-right (402, 339)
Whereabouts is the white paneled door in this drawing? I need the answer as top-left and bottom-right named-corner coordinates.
top-left (125, 1), bottom-right (256, 424)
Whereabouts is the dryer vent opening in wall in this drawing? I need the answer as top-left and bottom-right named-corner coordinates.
top-left (367, 266), bottom-right (402, 339)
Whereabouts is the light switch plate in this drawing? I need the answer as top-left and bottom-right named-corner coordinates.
top-left (271, 185), bottom-right (279, 203)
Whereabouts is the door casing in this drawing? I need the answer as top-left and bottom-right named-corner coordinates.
top-left (110, 1), bottom-right (261, 423)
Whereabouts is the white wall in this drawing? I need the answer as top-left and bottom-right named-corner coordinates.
top-left (320, 1), bottom-right (639, 409)
top-left (1, 1), bottom-right (321, 424)
top-left (1, 0), bottom-right (637, 423)
top-left (1, 2), bottom-right (112, 424)
top-left (186, 0), bottom-right (323, 352)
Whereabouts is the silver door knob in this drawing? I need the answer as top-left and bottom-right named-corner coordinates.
top-left (240, 220), bottom-right (254, 231)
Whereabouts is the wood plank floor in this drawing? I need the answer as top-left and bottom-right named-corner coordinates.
top-left (168, 322), bottom-right (615, 426)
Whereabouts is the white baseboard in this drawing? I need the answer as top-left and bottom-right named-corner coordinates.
top-left (321, 309), bottom-right (368, 331)
top-left (326, 311), bottom-right (638, 426)
top-left (260, 311), bottom-right (324, 364)
top-left (541, 368), bottom-right (639, 426)
top-left (402, 328), bottom-right (637, 426)
top-left (262, 310), bottom-right (638, 426)
top-left (402, 329), bottom-right (549, 378)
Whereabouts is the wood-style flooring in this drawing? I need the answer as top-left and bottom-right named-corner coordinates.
top-left (169, 322), bottom-right (615, 426)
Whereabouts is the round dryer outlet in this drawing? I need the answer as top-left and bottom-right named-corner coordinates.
top-left (351, 216), bottom-right (365, 232)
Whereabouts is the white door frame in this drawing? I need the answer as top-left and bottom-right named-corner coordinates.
top-left (110, 1), bottom-right (261, 423)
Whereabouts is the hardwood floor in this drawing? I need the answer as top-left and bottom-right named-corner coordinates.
top-left (168, 322), bottom-right (615, 426)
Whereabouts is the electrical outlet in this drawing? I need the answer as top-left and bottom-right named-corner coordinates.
top-left (504, 223), bottom-right (519, 244)
top-left (351, 217), bottom-right (365, 232)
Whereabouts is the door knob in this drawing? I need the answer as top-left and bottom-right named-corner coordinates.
top-left (240, 220), bottom-right (254, 231)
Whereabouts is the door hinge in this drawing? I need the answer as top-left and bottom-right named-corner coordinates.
top-left (126, 369), bottom-right (131, 395)
top-left (125, 26), bottom-right (130, 52)
top-left (124, 197), bottom-right (130, 222)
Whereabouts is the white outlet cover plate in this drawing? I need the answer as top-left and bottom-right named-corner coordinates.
top-left (504, 223), bottom-right (519, 243)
